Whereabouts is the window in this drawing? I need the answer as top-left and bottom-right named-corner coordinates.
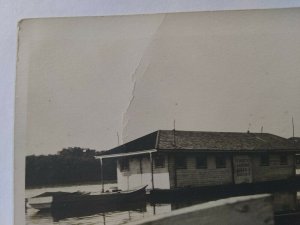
top-left (154, 155), bottom-right (165, 168)
top-left (260, 155), bottom-right (269, 166)
top-left (280, 155), bottom-right (288, 165)
top-left (175, 156), bottom-right (187, 169)
top-left (215, 156), bottom-right (226, 168)
top-left (196, 156), bottom-right (207, 169)
top-left (119, 158), bottom-right (129, 171)
top-left (236, 167), bottom-right (250, 176)
top-left (296, 156), bottom-right (300, 165)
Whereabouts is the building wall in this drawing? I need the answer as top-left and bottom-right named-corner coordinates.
top-left (252, 153), bottom-right (294, 182)
top-left (117, 152), bottom-right (295, 190)
top-left (169, 153), bottom-right (295, 189)
top-left (169, 154), bottom-right (233, 188)
top-left (117, 155), bottom-right (170, 190)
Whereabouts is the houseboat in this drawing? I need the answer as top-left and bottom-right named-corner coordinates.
top-left (96, 130), bottom-right (300, 194)
top-left (289, 137), bottom-right (300, 174)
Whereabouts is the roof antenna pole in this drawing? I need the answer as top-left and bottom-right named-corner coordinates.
top-left (173, 120), bottom-right (176, 147)
top-left (292, 116), bottom-right (295, 138)
top-left (247, 123), bottom-right (251, 134)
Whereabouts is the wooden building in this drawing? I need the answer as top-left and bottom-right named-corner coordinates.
top-left (290, 137), bottom-right (300, 171)
top-left (97, 130), bottom-right (300, 191)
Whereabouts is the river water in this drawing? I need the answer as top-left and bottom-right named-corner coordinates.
top-left (26, 183), bottom-right (184, 225)
top-left (26, 183), bottom-right (300, 225)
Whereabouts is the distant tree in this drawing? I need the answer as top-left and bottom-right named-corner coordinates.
top-left (25, 147), bottom-right (116, 188)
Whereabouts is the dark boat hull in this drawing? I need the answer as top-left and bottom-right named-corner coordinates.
top-left (51, 200), bottom-right (147, 222)
top-left (52, 185), bottom-right (147, 210)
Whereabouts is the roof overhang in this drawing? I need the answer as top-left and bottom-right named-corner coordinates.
top-left (95, 149), bottom-right (157, 160)
top-left (156, 149), bottom-right (300, 153)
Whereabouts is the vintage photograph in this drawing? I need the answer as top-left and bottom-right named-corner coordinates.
top-left (15, 8), bottom-right (300, 225)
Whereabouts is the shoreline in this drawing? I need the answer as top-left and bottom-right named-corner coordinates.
top-left (25, 180), bottom-right (117, 190)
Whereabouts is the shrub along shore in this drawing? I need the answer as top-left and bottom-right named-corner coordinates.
top-left (26, 147), bottom-right (117, 188)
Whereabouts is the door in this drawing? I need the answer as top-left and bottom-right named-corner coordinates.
top-left (233, 155), bottom-right (253, 184)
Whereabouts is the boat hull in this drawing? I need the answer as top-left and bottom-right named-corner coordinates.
top-left (29, 203), bottom-right (52, 210)
top-left (28, 196), bottom-right (53, 210)
top-left (28, 185), bottom-right (147, 212)
top-left (52, 186), bottom-right (146, 210)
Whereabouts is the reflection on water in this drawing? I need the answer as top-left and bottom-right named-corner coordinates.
top-left (50, 201), bottom-right (148, 222)
top-left (26, 183), bottom-right (300, 225)
top-left (26, 184), bottom-right (172, 225)
top-left (27, 202), bottom-right (172, 225)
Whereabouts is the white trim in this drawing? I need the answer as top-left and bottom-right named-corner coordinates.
top-left (95, 149), bottom-right (157, 159)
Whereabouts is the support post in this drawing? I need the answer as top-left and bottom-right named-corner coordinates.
top-left (293, 153), bottom-right (296, 177)
top-left (231, 154), bottom-right (235, 184)
top-left (140, 157), bottom-right (143, 185)
top-left (100, 158), bottom-right (104, 193)
top-left (150, 152), bottom-right (154, 190)
top-left (174, 154), bottom-right (177, 188)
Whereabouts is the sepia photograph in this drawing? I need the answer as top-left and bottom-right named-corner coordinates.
top-left (15, 8), bottom-right (300, 225)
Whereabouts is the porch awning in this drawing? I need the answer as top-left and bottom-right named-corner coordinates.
top-left (95, 149), bottom-right (157, 160)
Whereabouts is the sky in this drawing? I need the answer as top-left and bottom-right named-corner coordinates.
top-left (17, 8), bottom-right (300, 156)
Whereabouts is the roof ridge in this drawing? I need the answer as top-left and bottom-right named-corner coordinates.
top-left (159, 129), bottom-right (276, 136)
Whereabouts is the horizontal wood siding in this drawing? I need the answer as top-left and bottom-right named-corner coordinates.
top-left (252, 154), bottom-right (294, 182)
top-left (117, 155), bottom-right (170, 190)
top-left (172, 154), bottom-right (233, 188)
top-left (117, 152), bottom-right (296, 190)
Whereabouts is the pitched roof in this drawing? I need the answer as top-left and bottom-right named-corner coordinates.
top-left (104, 130), bottom-right (300, 155)
top-left (107, 131), bottom-right (158, 155)
top-left (157, 130), bottom-right (298, 151)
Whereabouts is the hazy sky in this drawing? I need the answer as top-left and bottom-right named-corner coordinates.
top-left (17, 8), bottom-right (300, 155)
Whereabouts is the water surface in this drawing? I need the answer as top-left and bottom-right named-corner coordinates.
top-left (26, 184), bottom-right (176, 225)
top-left (26, 183), bottom-right (300, 225)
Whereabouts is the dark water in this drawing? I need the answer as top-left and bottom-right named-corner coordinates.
top-left (26, 183), bottom-right (300, 225)
top-left (27, 203), bottom-right (173, 225)
top-left (26, 184), bottom-right (175, 225)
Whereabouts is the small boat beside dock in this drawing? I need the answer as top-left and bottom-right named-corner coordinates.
top-left (28, 185), bottom-right (147, 211)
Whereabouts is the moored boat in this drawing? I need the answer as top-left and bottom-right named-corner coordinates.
top-left (27, 193), bottom-right (55, 210)
top-left (28, 185), bottom-right (147, 211)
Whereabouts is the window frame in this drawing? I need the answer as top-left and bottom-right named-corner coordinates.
top-left (154, 154), bottom-right (166, 168)
top-left (260, 154), bottom-right (269, 166)
top-left (196, 155), bottom-right (207, 169)
top-left (296, 156), bottom-right (300, 165)
top-left (175, 156), bottom-right (187, 169)
top-left (215, 155), bottom-right (226, 169)
top-left (279, 154), bottom-right (288, 165)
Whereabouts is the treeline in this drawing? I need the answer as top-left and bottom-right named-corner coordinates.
top-left (26, 147), bottom-right (117, 188)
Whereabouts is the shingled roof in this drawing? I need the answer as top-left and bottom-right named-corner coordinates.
top-left (157, 130), bottom-right (298, 151)
top-left (105, 130), bottom-right (300, 155)
top-left (289, 137), bottom-right (300, 148)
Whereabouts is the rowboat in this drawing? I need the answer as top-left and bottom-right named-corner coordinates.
top-left (27, 193), bottom-right (53, 210)
top-left (28, 185), bottom-right (147, 211)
